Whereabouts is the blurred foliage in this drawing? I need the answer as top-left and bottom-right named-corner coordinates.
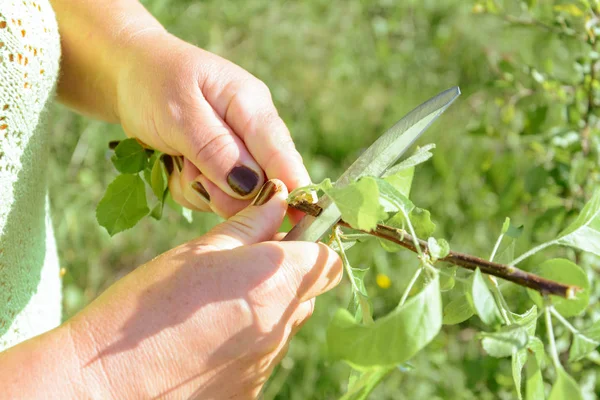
top-left (47, 0), bottom-right (600, 398)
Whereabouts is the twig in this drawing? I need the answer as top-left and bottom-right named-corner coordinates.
top-left (288, 200), bottom-right (581, 298)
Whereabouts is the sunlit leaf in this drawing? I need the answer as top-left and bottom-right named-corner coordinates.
top-left (481, 325), bottom-right (529, 358)
top-left (427, 237), bottom-right (449, 260)
top-left (556, 189), bottom-right (600, 256)
top-left (341, 367), bottom-right (395, 400)
top-left (443, 294), bottom-right (474, 325)
top-left (467, 268), bottom-right (502, 326)
top-left (96, 174), bottom-right (149, 236)
top-left (327, 277), bottom-right (442, 369)
top-left (527, 259), bottom-right (590, 317)
top-left (569, 332), bottom-right (599, 362)
top-left (111, 138), bottom-right (148, 174)
top-left (548, 369), bottom-right (583, 400)
top-left (325, 177), bottom-right (388, 231)
top-left (525, 356), bottom-right (544, 400)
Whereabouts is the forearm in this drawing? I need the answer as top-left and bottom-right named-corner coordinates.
top-left (50, 0), bottom-right (165, 122)
top-left (0, 323), bottom-right (102, 399)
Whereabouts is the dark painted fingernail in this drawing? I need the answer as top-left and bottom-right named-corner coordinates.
top-left (191, 181), bottom-right (210, 202)
top-left (252, 180), bottom-right (281, 206)
top-left (227, 166), bottom-right (260, 196)
top-left (174, 156), bottom-right (184, 172)
top-left (162, 155), bottom-right (174, 175)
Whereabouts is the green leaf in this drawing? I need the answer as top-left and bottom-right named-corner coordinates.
top-left (548, 369), bottom-right (583, 400)
top-left (481, 326), bottom-right (529, 358)
top-left (409, 207), bottom-right (436, 238)
top-left (427, 237), bottom-right (449, 260)
top-left (341, 367), bottom-right (395, 400)
top-left (151, 154), bottom-right (168, 200)
top-left (556, 189), bottom-right (600, 256)
top-left (327, 277), bottom-right (442, 369)
top-left (527, 337), bottom-right (546, 367)
top-left (569, 332), bottom-right (599, 362)
top-left (96, 174), bottom-right (149, 236)
top-left (525, 355), bottom-right (544, 400)
top-left (382, 166), bottom-right (414, 198)
top-left (384, 143), bottom-right (436, 173)
top-left (526, 259), bottom-right (590, 317)
top-left (111, 138), bottom-right (148, 174)
top-left (379, 212), bottom-right (406, 252)
top-left (467, 268), bottom-right (502, 326)
top-left (348, 266), bottom-right (372, 324)
top-left (443, 294), bottom-right (474, 325)
top-left (502, 217), bottom-right (511, 234)
top-left (150, 201), bottom-right (164, 220)
top-left (373, 178), bottom-right (415, 214)
top-left (324, 177), bottom-right (387, 231)
top-left (440, 266), bottom-right (457, 292)
top-left (512, 348), bottom-right (528, 400)
top-left (511, 306), bottom-right (538, 336)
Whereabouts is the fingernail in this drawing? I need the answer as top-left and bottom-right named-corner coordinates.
top-left (174, 156), bottom-right (184, 172)
top-left (252, 179), bottom-right (281, 206)
top-left (227, 166), bottom-right (260, 196)
top-left (162, 155), bottom-right (174, 175)
top-left (191, 181), bottom-right (210, 202)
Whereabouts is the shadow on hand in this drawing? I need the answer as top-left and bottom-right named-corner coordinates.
top-left (82, 240), bottom-right (339, 399)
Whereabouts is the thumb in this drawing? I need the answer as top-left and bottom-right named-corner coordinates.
top-left (198, 179), bottom-right (288, 250)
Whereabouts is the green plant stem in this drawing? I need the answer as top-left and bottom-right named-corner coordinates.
top-left (333, 227), bottom-right (360, 294)
top-left (550, 307), bottom-right (580, 335)
top-left (545, 306), bottom-right (563, 371)
top-left (511, 240), bottom-right (556, 266)
top-left (399, 268), bottom-right (422, 307)
top-left (488, 233), bottom-right (513, 325)
top-left (289, 200), bottom-right (579, 298)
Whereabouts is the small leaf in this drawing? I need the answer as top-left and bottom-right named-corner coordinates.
top-left (481, 326), bottom-right (529, 358)
top-left (384, 143), bottom-right (436, 173)
top-left (324, 177), bottom-right (387, 231)
top-left (512, 348), bottom-right (528, 400)
top-left (379, 212), bottom-right (405, 252)
top-left (341, 367), bottom-right (395, 400)
top-left (569, 332), bottom-right (599, 362)
top-left (527, 337), bottom-right (546, 367)
top-left (151, 154), bottom-right (168, 200)
top-left (382, 166), bottom-right (414, 198)
top-left (511, 306), bottom-right (538, 336)
top-left (443, 294), bottom-right (474, 325)
top-left (409, 207), bottom-right (436, 238)
top-left (525, 355), bottom-right (544, 400)
top-left (467, 268), bottom-right (502, 326)
top-left (548, 369), bottom-right (583, 400)
top-left (440, 267), bottom-right (457, 291)
top-left (502, 217), bottom-right (511, 234)
top-left (150, 201), bottom-right (164, 220)
top-left (556, 189), bottom-right (600, 256)
top-left (526, 259), bottom-right (590, 317)
top-left (327, 277), bottom-right (442, 369)
top-left (427, 237), bottom-right (449, 260)
top-left (111, 138), bottom-right (148, 174)
top-left (96, 174), bottom-right (149, 235)
top-left (374, 178), bottom-right (415, 214)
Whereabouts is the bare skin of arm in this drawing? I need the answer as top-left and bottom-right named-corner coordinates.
top-left (0, 181), bottom-right (342, 398)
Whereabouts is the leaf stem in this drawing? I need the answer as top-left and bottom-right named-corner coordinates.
top-left (511, 240), bottom-right (557, 266)
top-left (550, 307), bottom-right (580, 335)
top-left (399, 268), bottom-right (422, 307)
top-left (545, 306), bottom-right (563, 371)
top-left (488, 232), bottom-right (513, 325)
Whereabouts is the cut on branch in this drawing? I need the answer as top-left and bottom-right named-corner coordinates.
top-left (289, 200), bottom-right (580, 299)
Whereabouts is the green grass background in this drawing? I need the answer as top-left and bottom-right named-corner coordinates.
top-left (47, 1), bottom-right (600, 398)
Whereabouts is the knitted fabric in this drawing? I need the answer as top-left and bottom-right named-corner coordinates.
top-left (0, 0), bottom-right (61, 351)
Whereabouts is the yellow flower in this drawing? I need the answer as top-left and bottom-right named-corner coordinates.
top-left (376, 273), bottom-right (392, 289)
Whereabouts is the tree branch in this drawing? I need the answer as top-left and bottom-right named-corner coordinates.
top-left (289, 200), bottom-right (581, 299)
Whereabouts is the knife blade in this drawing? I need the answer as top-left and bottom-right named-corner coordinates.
top-left (283, 86), bottom-right (461, 243)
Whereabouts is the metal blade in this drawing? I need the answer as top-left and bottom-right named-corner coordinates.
top-left (283, 86), bottom-right (461, 242)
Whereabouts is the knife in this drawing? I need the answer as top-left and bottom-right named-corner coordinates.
top-left (283, 86), bottom-right (461, 243)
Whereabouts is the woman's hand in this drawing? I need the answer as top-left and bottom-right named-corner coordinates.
top-left (114, 32), bottom-right (310, 218)
top-left (52, 0), bottom-right (310, 219)
top-left (61, 180), bottom-right (341, 399)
